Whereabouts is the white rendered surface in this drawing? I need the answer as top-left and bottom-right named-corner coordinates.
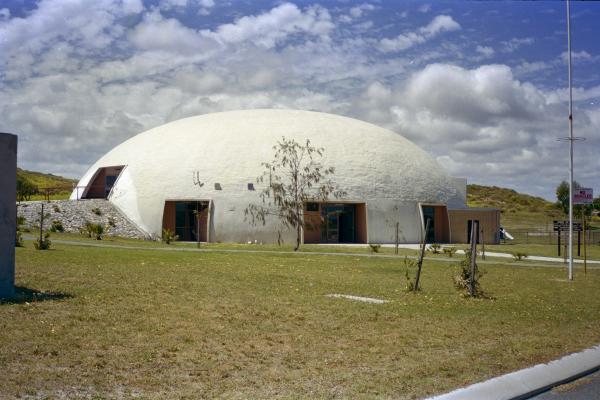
top-left (72, 109), bottom-right (465, 242)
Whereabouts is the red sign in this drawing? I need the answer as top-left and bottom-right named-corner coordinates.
top-left (573, 188), bottom-right (593, 205)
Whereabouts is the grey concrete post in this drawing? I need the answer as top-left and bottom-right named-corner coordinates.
top-left (0, 133), bottom-right (17, 299)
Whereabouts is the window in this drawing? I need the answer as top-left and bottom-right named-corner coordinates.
top-left (214, 183), bottom-right (222, 190)
top-left (247, 183), bottom-right (255, 191)
top-left (305, 202), bottom-right (319, 212)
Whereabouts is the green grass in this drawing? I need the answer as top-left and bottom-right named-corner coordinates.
top-left (485, 243), bottom-right (600, 261)
top-left (2, 240), bottom-right (600, 399)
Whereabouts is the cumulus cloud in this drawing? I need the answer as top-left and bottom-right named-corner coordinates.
top-left (347, 64), bottom-right (599, 197)
top-left (1, 1), bottom-right (599, 199)
top-left (201, 3), bottom-right (334, 48)
top-left (476, 45), bottom-right (494, 57)
top-left (378, 15), bottom-right (460, 52)
top-left (501, 37), bottom-right (534, 53)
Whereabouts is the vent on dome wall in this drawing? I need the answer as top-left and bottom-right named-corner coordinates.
top-left (214, 183), bottom-right (222, 190)
top-left (247, 183), bottom-right (255, 191)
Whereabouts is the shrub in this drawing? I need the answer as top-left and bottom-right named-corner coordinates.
top-left (443, 246), bottom-right (457, 257)
top-left (108, 217), bottom-right (116, 227)
top-left (512, 251), bottom-right (528, 261)
top-left (368, 243), bottom-right (381, 253)
top-left (53, 204), bottom-right (61, 213)
top-left (429, 243), bottom-right (441, 254)
top-left (162, 229), bottom-right (179, 244)
top-left (91, 207), bottom-right (102, 216)
top-left (82, 221), bottom-right (104, 240)
top-left (49, 219), bottom-right (64, 232)
top-left (34, 232), bottom-right (51, 250)
top-left (15, 230), bottom-right (24, 247)
top-left (403, 256), bottom-right (419, 292)
top-left (453, 250), bottom-right (485, 298)
top-left (17, 215), bottom-right (26, 226)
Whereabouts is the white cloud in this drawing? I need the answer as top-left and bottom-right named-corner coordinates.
top-left (0, 8), bottom-right (10, 20)
top-left (476, 45), bottom-right (494, 57)
top-left (501, 37), bottom-right (534, 53)
top-left (418, 4), bottom-right (431, 13)
top-left (201, 3), bottom-right (334, 48)
top-left (378, 15), bottom-right (460, 53)
top-left (129, 10), bottom-right (218, 54)
top-left (1, 1), bottom-right (599, 199)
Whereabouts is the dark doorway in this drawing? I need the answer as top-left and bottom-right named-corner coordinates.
top-left (163, 201), bottom-right (209, 242)
top-left (321, 204), bottom-right (357, 243)
top-left (467, 219), bottom-right (480, 244)
top-left (422, 206), bottom-right (435, 243)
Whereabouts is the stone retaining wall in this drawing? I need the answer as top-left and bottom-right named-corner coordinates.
top-left (17, 199), bottom-right (148, 239)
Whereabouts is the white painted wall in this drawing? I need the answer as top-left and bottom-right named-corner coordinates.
top-left (72, 109), bottom-right (465, 243)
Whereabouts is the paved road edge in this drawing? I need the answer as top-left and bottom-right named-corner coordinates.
top-left (426, 344), bottom-right (600, 400)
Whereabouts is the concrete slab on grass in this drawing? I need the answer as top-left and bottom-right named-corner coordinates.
top-left (326, 294), bottom-right (389, 304)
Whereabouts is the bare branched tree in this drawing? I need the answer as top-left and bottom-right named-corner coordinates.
top-left (245, 137), bottom-right (345, 251)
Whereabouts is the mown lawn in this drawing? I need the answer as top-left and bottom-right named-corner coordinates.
top-left (2, 241), bottom-right (600, 399)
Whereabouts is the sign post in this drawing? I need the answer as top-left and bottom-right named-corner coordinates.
top-left (573, 187), bottom-right (593, 275)
top-left (0, 133), bottom-right (17, 299)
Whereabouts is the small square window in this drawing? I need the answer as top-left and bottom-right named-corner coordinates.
top-left (305, 202), bottom-right (319, 212)
top-left (214, 183), bottom-right (222, 190)
top-left (247, 183), bottom-right (255, 191)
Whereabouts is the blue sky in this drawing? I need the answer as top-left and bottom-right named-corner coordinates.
top-left (1, 0), bottom-right (599, 200)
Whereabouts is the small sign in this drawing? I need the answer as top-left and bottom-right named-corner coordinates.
top-left (574, 188), bottom-right (593, 205)
top-left (553, 220), bottom-right (582, 232)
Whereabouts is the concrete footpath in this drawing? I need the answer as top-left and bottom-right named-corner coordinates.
top-left (426, 345), bottom-right (600, 400)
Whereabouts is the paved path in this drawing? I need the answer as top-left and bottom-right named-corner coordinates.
top-left (529, 369), bottom-right (600, 399)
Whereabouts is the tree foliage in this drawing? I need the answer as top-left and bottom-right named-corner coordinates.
top-left (16, 175), bottom-right (38, 201)
top-left (245, 137), bottom-right (345, 251)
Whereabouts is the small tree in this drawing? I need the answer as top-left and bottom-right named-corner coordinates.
top-left (245, 137), bottom-right (345, 251)
top-left (16, 175), bottom-right (38, 201)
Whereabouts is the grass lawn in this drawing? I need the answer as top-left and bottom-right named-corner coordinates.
top-left (3, 241), bottom-right (600, 399)
top-left (484, 243), bottom-right (600, 261)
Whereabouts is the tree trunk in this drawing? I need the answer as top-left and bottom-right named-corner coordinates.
top-left (295, 221), bottom-right (301, 251)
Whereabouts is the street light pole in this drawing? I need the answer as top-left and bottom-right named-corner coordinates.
top-left (566, 0), bottom-right (574, 281)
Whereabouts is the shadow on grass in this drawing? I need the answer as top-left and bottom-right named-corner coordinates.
top-left (0, 286), bottom-right (73, 304)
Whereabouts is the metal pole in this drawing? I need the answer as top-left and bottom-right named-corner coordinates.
top-left (567, 0), bottom-right (574, 281)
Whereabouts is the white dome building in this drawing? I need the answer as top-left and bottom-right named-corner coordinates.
top-left (72, 109), bottom-right (499, 244)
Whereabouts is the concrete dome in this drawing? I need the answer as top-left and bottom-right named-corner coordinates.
top-left (72, 109), bottom-right (464, 242)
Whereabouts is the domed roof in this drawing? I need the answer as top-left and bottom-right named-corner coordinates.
top-left (73, 109), bottom-right (462, 235)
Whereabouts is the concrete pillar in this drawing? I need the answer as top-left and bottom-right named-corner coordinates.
top-left (0, 133), bottom-right (17, 299)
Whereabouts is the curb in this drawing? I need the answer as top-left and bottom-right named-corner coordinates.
top-left (426, 344), bottom-right (600, 400)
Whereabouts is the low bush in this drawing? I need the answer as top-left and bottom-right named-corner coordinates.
top-left (91, 207), bottom-right (102, 216)
top-left (15, 230), bottom-right (24, 247)
top-left (108, 217), bottom-right (116, 227)
top-left (453, 249), bottom-right (485, 298)
top-left (443, 246), bottom-right (457, 257)
top-left (34, 232), bottom-right (51, 250)
top-left (368, 243), bottom-right (381, 253)
top-left (49, 220), bottom-right (64, 232)
top-left (162, 229), bottom-right (179, 245)
top-left (403, 256), bottom-right (418, 292)
top-left (512, 251), bottom-right (528, 261)
top-left (428, 243), bottom-right (441, 254)
top-left (53, 204), bottom-right (61, 213)
top-left (81, 221), bottom-right (104, 240)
